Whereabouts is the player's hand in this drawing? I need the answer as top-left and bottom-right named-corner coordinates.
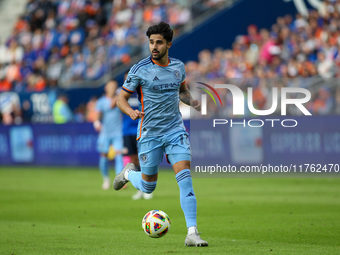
top-left (130, 109), bottom-right (145, 120)
top-left (93, 120), bottom-right (101, 132)
top-left (190, 99), bottom-right (201, 112)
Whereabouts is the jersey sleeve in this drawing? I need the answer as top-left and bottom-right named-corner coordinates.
top-left (95, 98), bottom-right (102, 112)
top-left (181, 63), bottom-right (186, 85)
top-left (122, 67), bottom-right (141, 94)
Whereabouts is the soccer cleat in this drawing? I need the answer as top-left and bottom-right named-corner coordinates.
top-left (143, 192), bottom-right (153, 200)
top-left (113, 163), bottom-right (135, 190)
top-left (132, 190), bottom-right (143, 200)
top-left (185, 230), bottom-right (208, 247)
top-left (102, 179), bottom-right (110, 190)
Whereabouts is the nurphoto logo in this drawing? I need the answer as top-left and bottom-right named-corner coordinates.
top-left (197, 83), bottom-right (312, 128)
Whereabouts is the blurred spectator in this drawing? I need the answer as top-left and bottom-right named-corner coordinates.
top-left (59, 54), bottom-right (75, 86)
top-left (0, 63), bottom-right (11, 91)
top-left (335, 86), bottom-right (340, 114)
top-left (312, 87), bottom-right (335, 115)
top-left (26, 70), bottom-right (46, 91)
top-left (52, 93), bottom-right (73, 123)
top-left (0, 92), bottom-right (22, 125)
top-left (46, 55), bottom-right (63, 83)
top-left (21, 100), bottom-right (33, 123)
top-left (1, 40), bottom-right (24, 64)
top-left (74, 103), bottom-right (86, 122)
top-left (316, 51), bottom-right (335, 78)
top-left (6, 61), bottom-right (22, 85)
top-left (0, 78), bottom-right (12, 91)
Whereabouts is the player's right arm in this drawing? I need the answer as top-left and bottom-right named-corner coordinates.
top-left (118, 69), bottom-right (145, 121)
top-left (117, 91), bottom-right (144, 121)
top-left (179, 81), bottom-right (201, 112)
top-left (178, 62), bottom-right (201, 112)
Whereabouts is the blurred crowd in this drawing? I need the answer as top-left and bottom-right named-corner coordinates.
top-left (2, 0), bottom-right (340, 125)
top-left (0, 0), bottom-right (225, 91)
top-left (185, 4), bottom-right (340, 117)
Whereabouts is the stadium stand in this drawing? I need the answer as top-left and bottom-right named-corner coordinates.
top-left (0, 0), bottom-right (228, 91)
top-left (185, 6), bottom-right (340, 117)
top-left (0, 0), bottom-right (27, 43)
top-left (1, 0), bottom-right (340, 125)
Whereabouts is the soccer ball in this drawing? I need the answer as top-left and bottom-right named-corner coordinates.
top-left (142, 210), bottom-right (171, 238)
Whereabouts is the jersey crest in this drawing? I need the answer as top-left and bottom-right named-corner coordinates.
top-left (173, 70), bottom-right (181, 80)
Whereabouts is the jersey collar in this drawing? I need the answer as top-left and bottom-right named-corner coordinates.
top-left (150, 55), bottom-right (170, 67)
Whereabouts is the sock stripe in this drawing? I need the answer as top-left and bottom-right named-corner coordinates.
top-left (142, 187), bottom-right (154, 191)
top-left (176, 174), bottom-right (191, 183)
top-left (141, 183), bottom-right (155, 188)
top-left (141, 181), bottom-right (156, 187)
top-left (142, 181), bottom-right (156, 192)
top-left (176, 173), bottom-right (191, 182)
top-left (142, 184), bottom-right (155, 190)
top-left (177, 170), bottom-right (191, 177)
top-left (176, 171), bottom-right (191, 180)
top-left (176, 172), bottom-right (191, 180)
top-left (176, 171), bottom-right (191, 183)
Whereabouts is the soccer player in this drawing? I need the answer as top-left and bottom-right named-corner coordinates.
top-left (122, 72), bottom-right (153, 200)
top-left (94, 80), bottom-right (123, 190)
top-left (113, 22), bottom-right (208, 246)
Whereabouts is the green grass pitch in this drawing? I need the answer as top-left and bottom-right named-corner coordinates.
top-left (0, 167), bottom-right (339, 255)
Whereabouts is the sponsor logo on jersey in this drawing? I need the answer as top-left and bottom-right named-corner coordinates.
top-left (153, 82), bottom-right (181, 91)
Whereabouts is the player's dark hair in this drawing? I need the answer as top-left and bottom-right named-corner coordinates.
top-left (146, 22), bottom-right (173, 42)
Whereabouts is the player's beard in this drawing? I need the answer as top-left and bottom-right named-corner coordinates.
top-left (152, 49), bottom-right (167, 60)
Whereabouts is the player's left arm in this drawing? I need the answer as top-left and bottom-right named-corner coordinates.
top-left (110, 94), bottom-right (119, 108)
top-left (179, 82), bottom-right (201, 111)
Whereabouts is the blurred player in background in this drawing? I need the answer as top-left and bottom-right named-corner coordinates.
top-left (94, 80), bottom-right (123, 190)
top-left (122, 72), bottom-right (153, 200)
top-left (113, 22), bottom-right (208, 246)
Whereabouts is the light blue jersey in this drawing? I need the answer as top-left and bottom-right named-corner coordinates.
top-left (96, 96), bottom-right (122, 138)
top-left (122, 56), bottom-right (186, 140)
top-left (96, 95), bottom-right (124, 178)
